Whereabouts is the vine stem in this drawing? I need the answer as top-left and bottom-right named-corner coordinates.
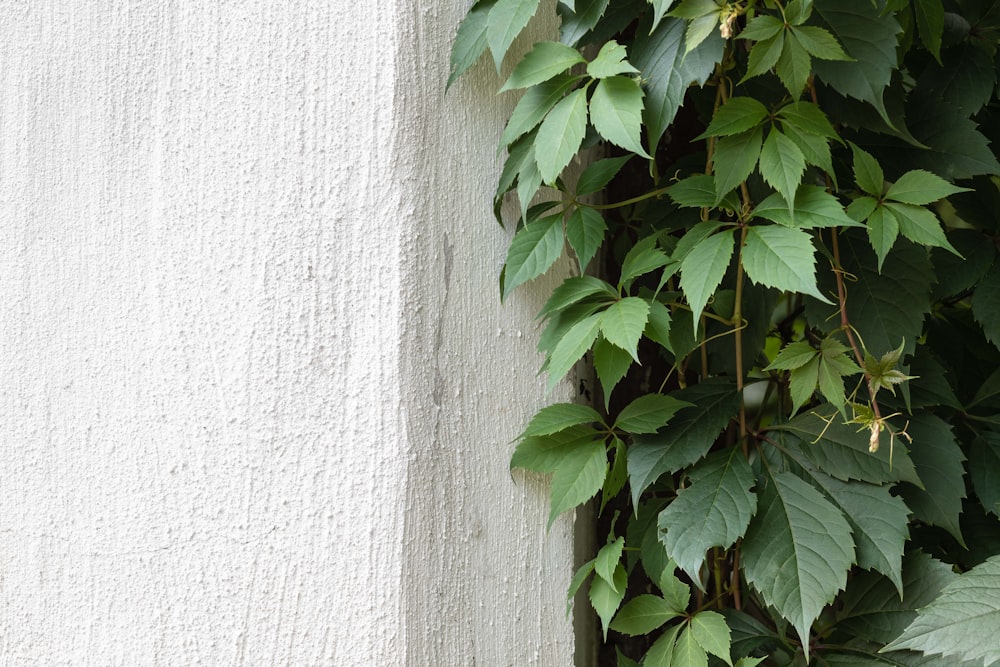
top-left (734, 224), bottom-right (749, 455)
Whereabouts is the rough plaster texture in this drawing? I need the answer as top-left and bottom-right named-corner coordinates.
top-left (0, 2), bottom-right (579, 664)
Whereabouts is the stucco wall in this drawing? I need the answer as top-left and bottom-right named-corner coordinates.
top-left (0, 2), bottom-right (578, 664)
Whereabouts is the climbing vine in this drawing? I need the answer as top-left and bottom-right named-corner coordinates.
top-left (452, 1), bottom-right (1000, 665)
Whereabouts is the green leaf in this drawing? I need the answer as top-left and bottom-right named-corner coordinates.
top-left (632, 17), bottom-right (724, 154)
top-left (615, 393), bottom-right (690, 434)
top-left (448, 0), bottom-right (496, 88)
top-left (741, 470), bottom-right (855, 656)
top-left (673, 625), bottom-right (709, 667)
top-left (913, 0), bottom-right (943, 61)
top-left (487, 0), bottom-right (542, 70)
top-left (557, 0), bottom-right (610, 47)
top-left (766, 341), bottom-right (818, 371)
top-left (885, 170), bottom-right (970, 206)
top-left (752, 186), bottom-right (860, 229)
top-left (535, 88), bottom-right (588, 184)
top-left (587, 40), bottom-right (639, 78)
top-left (548, 438), bottom-right (607, 525)
top-left (696, 97), bottom-right (769, 139)
top-left (628, 381), bottom-right (741, 504)
top-left (680, 228), bottom-right (736, 328)
top-left (777, 101), bottom-right (838, 139)
top-left (758, 130), bottom-right (806, 212)
top-left (502, 213), bottom-right (565, 299)
top-left (645, 300), bottom-right (673, 351)
top-left (789, 357), bottom-right (820, 415)
top-left (521, 403), bottom-right (604, 437)
top-left (775, 31), bottom-right (812, 96)
top-left (546, 312), bottom-right (602, 390)
top-left (644, 623), bottom-right (682, 667)
top-left (596, 536), bottom-right (625, 589)
top-left (971, 432), bottom-right (1000, 517)
top-left (668, 174), bottom-right (717, 208)
top-left (500, 75), bottom-right (579, 148)
top-left (690, 610), bottom-right (733, 666)
top-left (813, 1), bottom-right (901, 127)
top-left (590, 562), bottom-right (628, 639)
top-left (566, 558), bottom-right (595, 614)
top-left (917, 43), bottom-right (996, 115)
top-left (798, 465), bottom-right (910, 594)
top-left (884, 555), bottom-right (1000, 666)
top-left (886, 202), bottom-right (959, 255)
top-left (791, 25), bottom-right (851, 61)
top-left (566, 207), bottom-right (608, 271)
top-left (866, 204), bottom-right (899, 271)
top-left (576, 155), bottom-right (632, 196)
top-left (743, 226), bottom-right (828, 302)
top-left (602, 437), bottom-right (628, 511)
top-left (590, 76), bottom-right (651, 157)
top-left (739, 14), bottom-right (784, 41)
top-left (713, 127), bottom-right (764, 202)
top-left (620, 238), bottom-right (670, 288)
top-left (610, 594), bottom-right (684, 635)
top-left (850, 143), bottom-right (884, 196)
top-left (784, 0), bottom-right (813, 25)
top-left (658, 448), bottom-right (757, 584)
top-left (512, 425), bottom-right (604, 473)
top-left (743, 32), bottom-right (785, 82)
top-left (538, 275), bottom-right (617, 318)
top-left (600, 297), bottom-right (651, 361)
top-left (650, 0), bottom-right (676, 33)
top-left (776, 410), bottom-right (921, 485)
top-left (896, 414), bottom-right (967, 545)
top-left (593, 337), bottom-right (633, 404)
top-left (500, 41), bottom-right (586, 91)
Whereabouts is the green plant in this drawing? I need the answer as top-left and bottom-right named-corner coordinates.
top-left (451, 1), bottom-right (1000, 664)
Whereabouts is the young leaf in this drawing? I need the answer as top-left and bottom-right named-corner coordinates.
top-left (628, 381), bottom-right (740, 505)
top-left (712, 127), bottom-right (764, 202)
top-left (887, 169), bottom-right (970, 206)
top-left (502, 213), bottom-right (565, 299)
top-left (534, 88), bottom-right (589, 184)
top-left (680, 228), bottom-right (736, 328)
top-left (658, 448), bottom-right (757, 585)
top-left (589, 76), bottom-right (651, 157)
top-left (593, 337), bottom-right (633, 405)
top-left (600, 297), bottom-right (651, 361)
top-left (758, 130), bottom-right (806, 213)
top-left (743, 226), bottom-right (829, 303)
top-left (500, 74), bottom-right (580, 147)
top-left (614, 393), bottom-right (691, 434)
top-left (448, 0), bottom-right (497, 88)
top-left (590, 562), bottom-right (628, 639)
top-left (741, 470), bottom-right (855, 658)
top-left (548, 438), bottom-right (607, 526)
top-left (883, 555), bottom-right (1000, 666)
top-left (576, 155), bottom-right (632, 196)
top-left (610, 594), bottom-right (684, 635)
top-left (586, 40), bottom-right (639, 79)
top-left (500, 41), bottom-right (586, 91)
top-left (486, 0), bottom-right (543, 70)
top-left (696, 97), bottom-right (769, 139)
top-left (520, 403), bottom-right (604, 437)
top-left (690, 610), bottom-right (733, 666)
top-left (566, 206), bottom-right (608, 270)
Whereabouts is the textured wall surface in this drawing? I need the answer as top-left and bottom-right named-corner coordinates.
top-left (0, 2), bottom-right (577, 664)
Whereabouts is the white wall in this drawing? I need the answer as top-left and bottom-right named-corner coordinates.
top-left (0, 2), bottom-right (579, 664)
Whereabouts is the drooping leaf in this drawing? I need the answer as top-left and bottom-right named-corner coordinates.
top-left (914, 0), bottom-right (943, 61)
top-left (548, 437), bottom-right (608, 526)
top-left (601, 437), bottom-right (628, 512)
top-left (741, 469), bottom-right (855, 657)
top-left (538, 275), bottom-right (617, 318)
top-left (971, 432), bottom-right (1000, 517)
top-left (500, 41), bottom-right (587, 91)
top-left (600, 297), bottom-right (652, 361)
top-left (566, 206), bottom-right (608, 271)
top-left (610, 594), bottom-right (684, 635)
top-left (535, 88), bottom-right (589, 184)
top-left (743, 226), bottom-right (829, 302)
top-left (615, 393), bottom-right (691, 434)
top-left (448, 0), bottom-right (497, 88)
top-left (883, 555), bottom-right (1000, 666)
top-left (650, 0), bottom-right (676, 33)
top-left (619, 238), bottom-right (671, 288)
top-left (644, 300), bottom-right (673, 352)
top-left (632, 17), bottom-right (724, 153)
top-left (696, 97), bottom-right (769, 139)
top-left (487, 0), bottom-right (543, 70)
top-left (679, 228), bottom-right (735, 330)
top-left (866, 204), bottom-right (900, 271)
top-left (520, 403), bottom-right (604, 438)
top-left (557, 0), bottom-right (611, 47)
top-left (596, 536), bottom-right (626, 589)
top-left (566, 557), bottom-right (595, 615)
top-left (502, 213), bottom-right (565, 299)
top-left (587, 40), bottom-right (640, 78)
top-left (813, 0), bottom-right (901, 126)
top-left (593, 337), bottom-right (634, 404)
top-left (590, 561), bottom-right (628, 639)
top-left (590, 76), bottom-right (651, 157)
top-left (629, 380), bottom-right (740, 505)
top-left (576, 155), bottom-right (632, 196)
top-left (690, 610), bottom-right (733, 666)
top-left (897, 414), bottom-right (967, 544)
top-left (712, 127), bottom-right (764, 202)
top-left (658, 447), bottom-right (757, 584)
